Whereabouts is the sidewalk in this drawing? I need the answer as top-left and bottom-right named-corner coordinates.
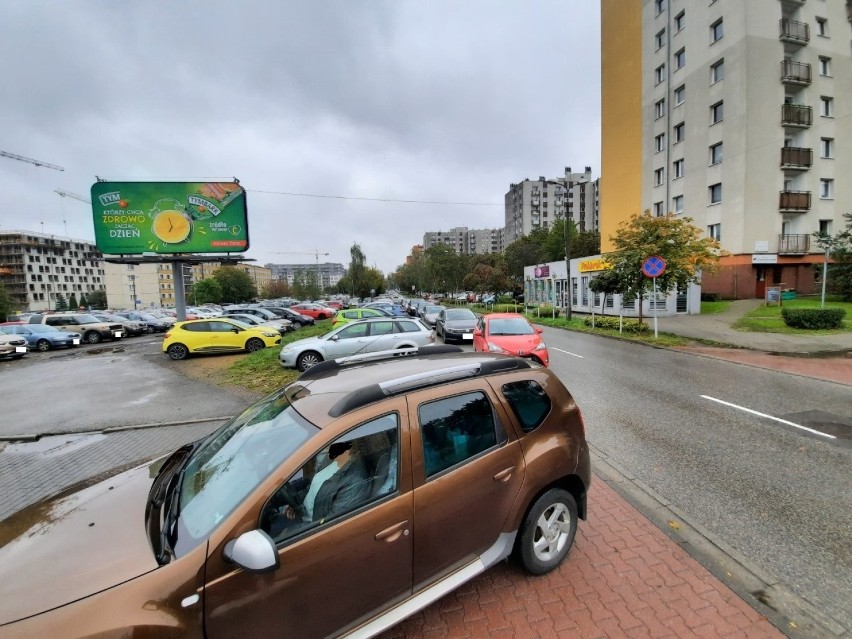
top-left (379, 478), bottom-right (785, 639)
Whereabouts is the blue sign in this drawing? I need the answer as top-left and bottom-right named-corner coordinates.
top-left (642, 255), bottom-right (667, 278)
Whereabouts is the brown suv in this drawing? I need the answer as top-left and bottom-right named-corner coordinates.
top-left (0, 346), bottom-right (590, 638)
top-left (28, 313), bottom-right (124, 344)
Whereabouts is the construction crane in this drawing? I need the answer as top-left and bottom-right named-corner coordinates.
top-left (54, 189), bottom-right (91, 204)
top-left (272, 250), bottom-right (330, 266)
top-left (0, 150), bottom-right (65, 171)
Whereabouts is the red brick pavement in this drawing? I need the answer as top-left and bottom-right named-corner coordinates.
top-left (379, 479), bottom-right (783, 639)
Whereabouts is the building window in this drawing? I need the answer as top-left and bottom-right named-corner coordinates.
top-left (655, 64), bottom-right (666, 84)
top-left (710, 59), bottom-right (724, 84)
top-left (815, 17), bottom-right (827, 37)
top-left (654, 167), bottom-right (665, 186)
top-left (674, 84), bottom-right (685, 105)
top-left (820, 96), bottom-right (833, 117)
top-left (673, 195), bottom-right (684, 213)
top-left (710, 142), bottom-right (723, 165)
top-left (655, 132), bottom-right (666, 152)
top-left (708, 223), bottom-right (721, 241)
top-left (820, 138), bottom-right (834, 158)
top-left (818, 57), bottom-right (832, 76)
top-left (674, 48), bottom-right (686, 70)
top-left (711, 100), bottom-right (724, 124)
top-left (656, 29), bottom-right (666, 51)
top-left (655, 98), bottom-right (666, 119)
top-left (674, 11), bottom-right (685, 32)
top-left (709, 183), bottom-right (722, 204)
top-left (819, 220), bottom-right (832, 235)
top-left (710, 18), bottom-right (723, 43)
top-left (820, 179), bottom-right (833, 199)
top-left (654, 201), bottom-right (665, 216)
top-left (673, 159), bottom-right (684, 179)
top-left (655, 0), bottom-right (665, 16)
top-left (674, 121), bottom-right (685, 142)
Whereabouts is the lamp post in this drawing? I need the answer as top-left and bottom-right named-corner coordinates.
top-left (546, 180), bottom-right (572, 320)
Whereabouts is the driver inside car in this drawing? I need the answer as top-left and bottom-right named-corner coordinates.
top-left (267, 440), bottom-right (370, 539)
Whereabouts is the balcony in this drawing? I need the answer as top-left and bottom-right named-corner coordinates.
top-left (781, 103), bottom-right (812, 127)
top-left (778, 234), bottom-right (810, 254)
top-left (779, 18), bottom-right (810, 43)
top-left (779, 0), bottom-right (806, 6)
top-left (780, 146), bottom-right (812, 169)
top-left (779, 190), bottom-right (811, 212)
top-left (781, 59), bottom-right (812, 85)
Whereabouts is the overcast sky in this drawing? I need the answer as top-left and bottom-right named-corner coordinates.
top-left (1, 0), bottom-right (601, 276)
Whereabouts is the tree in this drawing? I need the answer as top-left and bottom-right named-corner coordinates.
top-left (88, 289), bottom-right (107, 309)
top-left (212, 266), bottom-right (257, 303)
top-left (193, 279), bottom-right (223, 305)
top-left (0, 282), bottom-right (12, 322)
top-left (424, 244), bottom-right (461, 295)
top-left (814, 212), bottom-right (852, 301)
top-left (260, 280), bottom-right (292, 300)
top-left (79, 293), bottom-right (88, 308)
top-left (68, 293), bottom-right (78, 310)
top-left (604, 211), bottom-right (723, 322)
top-left (291, 269), bottom-right (321, 301)
top-left (54, 292), bottom-right (68, 311)
top-left (348, 243), bottom-right (367, 298)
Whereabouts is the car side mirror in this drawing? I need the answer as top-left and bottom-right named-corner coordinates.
top-left (473, 329), bottom-right (483, 337)
top-left (223, 530), bottom-right (279, 573)
top-left (535, 328), bottom-right (543, 334)
top-left (232, 327), bottom-right (241, 333)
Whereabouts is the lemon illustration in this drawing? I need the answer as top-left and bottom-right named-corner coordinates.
top-left (152, 210), bottom-right (192, 244)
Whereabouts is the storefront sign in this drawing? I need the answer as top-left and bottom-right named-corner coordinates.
top-left (579, 259), bottom-right (612, 273)
top-left (534, 265), bottom-right (550, 278)
top-left (752, 254), bottom-right (778, 264)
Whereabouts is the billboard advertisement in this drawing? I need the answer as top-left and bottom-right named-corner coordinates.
top-left (90, 181), bottom-right (248, 255)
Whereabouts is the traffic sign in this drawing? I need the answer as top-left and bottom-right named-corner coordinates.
top-left (641, 255), bottom-right (667, 278)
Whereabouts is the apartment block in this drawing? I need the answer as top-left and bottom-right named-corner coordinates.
top-left (104, 262), bottom-right (162, 309)
top-left (0, 231), bottom-right (106, 312)
top-left (504, 167), bottom-right (600, 245)
top-left (601, 0), bottom-right (851, 299)
top-left (266, 262), bottom-right (346, 289)
top-left (422, 227), bottom-right (504, 255)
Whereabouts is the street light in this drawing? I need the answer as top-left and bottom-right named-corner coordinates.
top-left (546, 180), bottom-right (572, 320)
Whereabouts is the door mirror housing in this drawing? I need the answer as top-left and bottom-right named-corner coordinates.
top-left (473, 329), bottom-right (483, 337)
top-left (223, 530), bottom-right (279, 573)
top-left (535, 328), bottom-right (543, 334)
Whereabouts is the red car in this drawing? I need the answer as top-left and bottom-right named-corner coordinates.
top-left (291, 303), bottom-right (335, 320)
top-left (472, 312), bottom-right (549, 367)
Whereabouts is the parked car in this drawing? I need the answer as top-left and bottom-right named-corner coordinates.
top-left (407, 299), bottom-right (427, 317)
top-left (291, 303), bottom-right (335, 320)
top-left (435, 307), bottom-right (478, 343)
top-left (223, 306), bottom-right (292, 327)
top-left (420, 304), bottom-right (446, 328)
top-left (114, 311), bottom-right (173, 333)
top-left (0, 332), bottom-right (28, 359)
top-left (162, 317), bottom-right (282, 360)
top-left (331, 307), bottom-right (389, 328)
top-left (224, 312), bottom-right (293, 335)
top-left (92, 313), bottom-right (145, 337)
top-left (263, 307), bottom-right (315, 327)
top-left (0, 347), bottom-right (589, 638)
top-left (0, 323), bottom-right (81, 351)
top-left (472, 313), bottom-right (549, 367)
top-left (362, 302), bottom-right (407, 317)
top-left (280, 316), bottom-right (434, 371)
top-left (28, 313), bottom-right (124, 344)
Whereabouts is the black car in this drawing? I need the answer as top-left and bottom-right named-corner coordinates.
top-left (114, 311), bottom-right (172, 333)
top-left (261, 306), bottom-right (315, 327)
top-left (435, 307), bottom-right (477, 343)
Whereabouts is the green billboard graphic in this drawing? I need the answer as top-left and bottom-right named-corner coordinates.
top-left (90, 181), bottom-right (249, 255)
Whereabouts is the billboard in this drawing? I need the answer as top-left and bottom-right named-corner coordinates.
top-left (90, 181), bottom-right (248, 255)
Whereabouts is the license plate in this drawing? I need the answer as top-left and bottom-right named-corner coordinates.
top-left (462, 334), bottom-right (473, 340)
top-left (73, 338), bottom-right (81, 345)
top-left (114, 331), bottom-right (123, 337)
top-left (15, 346), bottom-right (27, 353)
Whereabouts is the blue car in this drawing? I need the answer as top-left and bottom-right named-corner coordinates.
top-left (0, 323), bottom-right (81, 351)
top-left (361, 302), bottom-right (407, 317)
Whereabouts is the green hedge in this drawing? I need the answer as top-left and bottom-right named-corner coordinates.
top-left (583, 316), bottom-right (649, 333)
top-left (781, 307), bottom-right (846, 329)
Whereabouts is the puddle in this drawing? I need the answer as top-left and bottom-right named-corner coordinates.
top-left (4, 433), bottom-right (107, 457)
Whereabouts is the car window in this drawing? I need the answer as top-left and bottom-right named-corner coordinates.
top-left (488, 317), bottom-right (535, 336)
top-left (341, 310), bottom-right (357, 319)
top-left (182, 322), bottom-right (209, 332)
top-left (396, 320), bottom-right (422, 333)
top-left (209, 321), bottom-right (238, 332)
top-left (369, 321), bottom-right (396, 336)
top-left (418, 391), bottom-right (503, 478)
top-left (261, 413), bottom-right (400, 545)
top-left (336, 323), bottom-right (369, 339)
top-left (501, 381), bottom-right (551, 433)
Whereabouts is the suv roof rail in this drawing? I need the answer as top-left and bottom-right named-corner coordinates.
top-left (298, 345), bottom-right (463, 380)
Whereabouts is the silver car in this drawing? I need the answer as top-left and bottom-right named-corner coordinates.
top-left (420, 304), bottom-right (446, 328)
top-left (280, 317), bottom-right (435, 371)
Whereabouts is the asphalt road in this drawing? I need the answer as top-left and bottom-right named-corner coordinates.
top-left (540, 326), bottom-right (852, 633)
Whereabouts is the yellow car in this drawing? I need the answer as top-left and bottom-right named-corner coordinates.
top-left (331, 307), bottom-right (387, 328)
top-left (163, 317), bottom-right (281, 360)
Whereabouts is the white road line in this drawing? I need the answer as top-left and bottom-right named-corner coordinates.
top-left (701, 395), bottom-right (836, 439)
top-left (551, 347), bottom-right (584, 359)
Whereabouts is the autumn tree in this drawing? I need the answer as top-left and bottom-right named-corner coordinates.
top-left (212, 266), bottom-right (257, 303)
top-left (260, 279), bottom-right (292, 300)
top-left (604, 211), bottom-right (723, 322)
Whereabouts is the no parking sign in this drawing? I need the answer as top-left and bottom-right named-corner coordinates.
top-left (641, 256), bottom-right (667, 278)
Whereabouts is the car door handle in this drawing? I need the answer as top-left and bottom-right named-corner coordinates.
top-left (375, 520), bottom-right (409, 543)
top-left (493, 466), bottom-right (516, 482)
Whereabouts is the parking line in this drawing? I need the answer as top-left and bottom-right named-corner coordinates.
top-left (701, 395), bottom-right (835, 439)
top-left (551, 347), bottom-right (584, 359)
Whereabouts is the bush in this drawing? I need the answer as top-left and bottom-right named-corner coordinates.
top-left (492, 303), bottom-right (523, 313)
top-left (781, 307), bottom-right (846, 329)
top-left (583, 316), bottom-right (649, 333)
top-left (496, 295), bottom-right (514, 305)
top-left (701, 292), bottom-right (721, 302)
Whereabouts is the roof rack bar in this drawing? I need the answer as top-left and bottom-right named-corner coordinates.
top-left (379, 364), bottom-right (481, 396)
top-left (298, 345), bottom-right (464, 380)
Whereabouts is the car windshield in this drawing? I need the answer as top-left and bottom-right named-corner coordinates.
top-left (446, 309), bottom-right (475, 320)
top-left (139, 313), bottom-right (159, 320)
top-left (425, 306), bottom-right (444, 314)
top-left (74, 314), bottom-right (104, 324)
top-left (173, 387), bottom-right (319, 556)
top-left (227, 319), bottom-right (253, 328)
top-left (33, 325), bottom-right (60, 333)
top-left (488, 318), bottom-right (535, 335)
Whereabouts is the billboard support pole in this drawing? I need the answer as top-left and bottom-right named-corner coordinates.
top-left (173, 261), bottom-right (187, 321)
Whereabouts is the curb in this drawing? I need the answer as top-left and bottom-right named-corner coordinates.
top-left (0, 416), bottom-right (233, 443)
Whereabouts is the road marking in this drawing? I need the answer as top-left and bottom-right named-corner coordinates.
top-left (701, 395), bottom-right (836, 439)
top-left (551, 347), bottom-right (584, 359)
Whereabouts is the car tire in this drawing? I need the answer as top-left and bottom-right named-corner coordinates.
top-left (318, 313), bottom-right (328, 320)
top-left (296, 351), bottom-right (323, 371)
top-left (146, 325), bottom-right (156, 334)
top-left (167, 343), bottom-right (189, 360)
top-left (84, 331), bottom-right (102, 344)
top-left (36, 339), bottom-right (51, 352)
top-left (515, 488), bottom-right (578, 575)
top-left (246, 337), bottom-right (265, 353)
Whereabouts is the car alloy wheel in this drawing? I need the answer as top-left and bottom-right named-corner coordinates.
top-left (245, 338), bottom-right (265, 352)
top-left (296, 351), bottom-right (322, 371)
top-left (36, 339), bottom-right (51, 352)
top-left (516, 488), bottom-right (577, 575)
top-left (146, 325), bottom-right (156, 334)
top-left (84, 331), bottom-right (102, 344)
top-left (167, 343), bottom-right (189, 360)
